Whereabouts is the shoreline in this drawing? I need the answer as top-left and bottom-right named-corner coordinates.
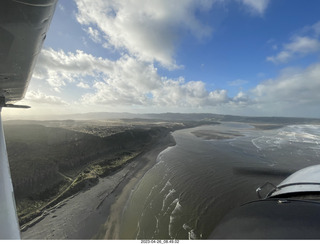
top-left (21, 132), bottom-right (176, 240)
top-left (99, 133), bottom-right (176, 239)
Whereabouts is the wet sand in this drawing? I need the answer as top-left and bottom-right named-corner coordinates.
top-left (191, 130), bottom-right (242, 140)
top-left (21, 133), bottom-right (175, 240)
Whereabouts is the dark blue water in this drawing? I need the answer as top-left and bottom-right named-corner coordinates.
top-left (119, 123), bottom-right (320, 239)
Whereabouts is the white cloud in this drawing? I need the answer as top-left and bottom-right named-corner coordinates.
top-left (39, 48), bottom-right (320, 116)
top-left (85, 27), bottom-right (102, 43)
top-left (267, 22), bottom-right (320, 64)
top-left (35, 48), bottom-right (238, 108)
top-left (208, 89), bottom-right (229, 104)
top-left (77, 82), bottom-right (90, 89)
top-left (58, 3), bottom-right (65, 12)
top-left (312, 21), bottom-right (320, 37)
top-left (267, 50), bottom-right (291, 63)
top-left (34, 48), bottom-right (114, 91)
top-left (285, 36), bottom-right (320, 54)
top-left (35, 48), bottom-right (236, 109)
top-left (152, 79), bottom-right (210, 107)
top-left (25, 90), bottom-right (68, 105)
top-left (74, 0), bottom-right (213, 69)
top-left (233, 91), bottom-right (249, 103)
top-left (213, 63), bottom-right (320, 117)
top-left (82, 75), bottom-right (233, 109)
top-left (239, 0), bottom-right (270, 15)
top-left (252, 63), bottom-right (320, 109)
top-left (301, 21), bottom-right (320, 38)
top-left (22, 48), bottom-right (320, 117)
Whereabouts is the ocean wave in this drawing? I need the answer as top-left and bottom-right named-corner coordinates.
top-left (161, 189), bottom-right (177, 212)
top-left (136, 220), bottom-right (141, 239)
top-left (251, 136), bottom-right (282, 150)
top-left (160, 180), bottom-right (172, 194)
top-left (154, 215), bottom-right (159, 237)
top-left (168, 199), bottom-right (182, 238)
top-left (251, 125), bottom-right (320, 150)
top-left (163, 198), bottom-right (179, 216)
top-left (157, 146), bottom-right (175, 163)
top-left (183, 224), bottom-right (198, 240)
top-left (285, 125), bottom-right (320, 141)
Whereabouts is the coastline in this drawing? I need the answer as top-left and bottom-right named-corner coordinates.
top-left (100, 133), bottom-right (175, 239)
top-left (21, 132), bottom-right (176, 240)
top-left (18, 120), bottom-right (320, 240)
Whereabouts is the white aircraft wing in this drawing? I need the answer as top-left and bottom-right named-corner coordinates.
top-left (0, 0), bottom-right (57, 239)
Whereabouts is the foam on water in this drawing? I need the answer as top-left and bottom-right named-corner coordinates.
top-left (161, 189), bottom-right (176, 212)
top-left (188, 229), bottom-right (197, 240)
top-left (182, 224), bottom-right (198, 240)
top-left (160, 180), bottom-right (172, 194)
top-left (157, 146), bottom-right (175, 163)
top-left (168, 199), bottom-right (182, 238)
top-left (251, 124), bottom-right (320, 151)
top-left (136, 221), bottom-right (141, 239)
top-left (154, 216), bottom-right (159, 237)
top-left (251, 136), bottom-right (282, 150)
top-left (163, 197), bottom-right (179, 216)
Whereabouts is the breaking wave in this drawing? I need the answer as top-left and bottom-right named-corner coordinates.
top-left (252, 125), bottom-right (320, 151)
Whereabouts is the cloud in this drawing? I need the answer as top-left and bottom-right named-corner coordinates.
top-left (301, 21), bottom-right (320, 38)
top-left (77, 82), bottom-right (90, 89)
top-left (213, 63), bottom-right (320, 117)
top-left (267, 36), bottom-right (320, 63)
top-left (32, 47), bottom-right (320, 117)
top-left (233, 91), bottom-right (250, 103)
top-left (312, 21), bottom-right (320, 37)
top-left (25, 90), bottom-right (68, 105)
top-left (74, 0), bottom-right (213, 69)
top-left (239, 0), bottom-right (270, 15)
top-left (27, 49), bottom-right (320, 117)
top-left (252, 63), bottom-right (320, 109)
top-left (267, 22), bottom-right (320, 64)
top-left (58, 3), bottom-right (65, 12)
top-left (85, 27), bottom-right (102, 43)
top-left (82, 76), bottom-right (232, 108)
top-left (33, 48), bottom-right (274, 112)
top-left (34, 48), bottom-right (114, 91)
top-left (228, 79), bottom-right (249, 86)
top-left (150, 79), bottom-right (226, 107)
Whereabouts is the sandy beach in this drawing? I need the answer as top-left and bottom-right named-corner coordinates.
top-left (21, 133), bottom-right (175, 240)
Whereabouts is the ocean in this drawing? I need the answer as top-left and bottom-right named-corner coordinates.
top-left (118, 122), bottom-right (320, 239)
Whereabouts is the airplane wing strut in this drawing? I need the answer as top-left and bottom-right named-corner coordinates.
top-left (0, 109), bottom-right (21, 239)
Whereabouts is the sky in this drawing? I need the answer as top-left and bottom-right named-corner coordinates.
top-left (5, 0), bottom-right (320, 119)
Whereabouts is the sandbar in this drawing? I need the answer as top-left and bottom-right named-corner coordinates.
top-left (191, 130), bottom-right (242, 140)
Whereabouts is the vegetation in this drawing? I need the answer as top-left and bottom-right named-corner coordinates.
top-left (4, 119), bottom-right (202, 227)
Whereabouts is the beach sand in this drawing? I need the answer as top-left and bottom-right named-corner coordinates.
top-left (191, 129), bottom-right (242, 140)
top-left (21, 133), bottom-right (175, 240)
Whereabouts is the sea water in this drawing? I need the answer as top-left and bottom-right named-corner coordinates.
top-left (119, 122), bottom-right (320, 239)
